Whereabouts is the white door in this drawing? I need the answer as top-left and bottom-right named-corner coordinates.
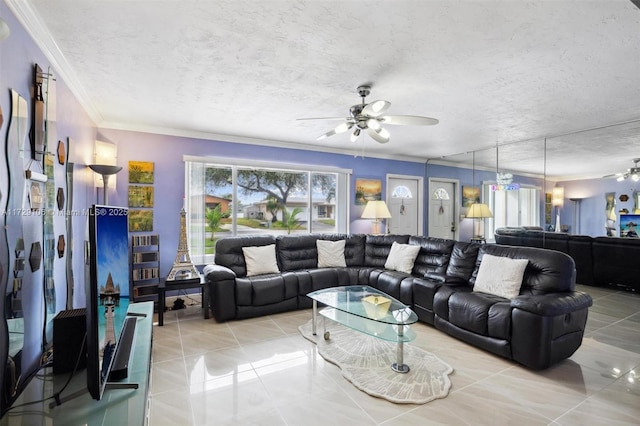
top-left (387, 176), bottom-right (422, 235)
top-left (428, 180), bottom-right (457, 239)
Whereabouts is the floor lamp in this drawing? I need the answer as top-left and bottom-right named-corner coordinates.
top-left (362, 200), bottom-right (392, 234)
top-left (89, 164), bottom-right (123, 205)
top-left (570, 198), bottom-right (583, 235)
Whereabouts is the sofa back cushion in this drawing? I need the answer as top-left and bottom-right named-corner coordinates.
top-left (445, 241), bottom-right (480, 282)
top-left (409, 236), bottom-right (455, 276)
top-left (494, 227), bottom-right (526, 246)
top-left (277, 234), bottom-right (320, 271)
top-left (276, 233), bottom-right (367, 271)
top-left (364, 234), bottom-right (410, 267)
top-left (475, 244), bottom-right (575, 295)
top-left (215, 235), bottom-right (277, 277)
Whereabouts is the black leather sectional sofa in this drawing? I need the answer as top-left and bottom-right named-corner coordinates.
top-left (495, 227), bottom-right (640, 291)
top-left (204, 233), bottom-right (593, 369)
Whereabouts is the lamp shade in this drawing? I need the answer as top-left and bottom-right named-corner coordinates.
top-left (466, 203), bottom-right (493, 219)
top-left (361, 200), bottom-right (392, 219)
top-left (552, 187), bottom-right (564, 207)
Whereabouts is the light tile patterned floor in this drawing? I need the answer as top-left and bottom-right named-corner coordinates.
top-left (149, 285), bottom-right (640, 425)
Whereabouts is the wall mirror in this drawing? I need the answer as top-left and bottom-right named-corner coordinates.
top-left (41, 66), bottom-right (57, 347)
top-left (2, 89), bottom-right (29, 411)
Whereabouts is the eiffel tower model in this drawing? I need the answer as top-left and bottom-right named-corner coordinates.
top-left (166, 207), bottom-right (201, 281)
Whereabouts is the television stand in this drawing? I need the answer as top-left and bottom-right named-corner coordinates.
top-left (4, 302), bottom-right (154, 425)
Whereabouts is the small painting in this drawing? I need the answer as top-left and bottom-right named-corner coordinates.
top-left (462, 186), bottom-right (480, 207)
top-left (128, 161), bottom-right (154, 184)
top-left (128, 185), bottom-right (154, 207)
top-left (355, 178), bottom-right (382, 205)
top-left (129, 210), bottom-right (154, 232)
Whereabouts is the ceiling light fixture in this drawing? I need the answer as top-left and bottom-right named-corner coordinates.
top-left (614, 158), bottom-right (640, 182)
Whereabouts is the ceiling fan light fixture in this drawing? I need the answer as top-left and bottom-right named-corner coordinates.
top-left (335, 122), bottom-right (352, 134)
top-left (370, 100), bottom-right (389, 113)
top-left (350, 128), bottom-right (360, 142)
top-left (617, 175), bottom-right (625, 182)
top-left (366, 118), bottom-right (381, 130)
top-left (376, 128), bottom-right (390, 139)
top-left (633, 173), bottom-right (640, 182)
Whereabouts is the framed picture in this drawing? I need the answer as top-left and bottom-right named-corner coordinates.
top-left (355, 178), bottom-right (382, 205)
top-left (462, 186), bottom-right (480, 207)
top-left (128, 161), bottom-right (154, 184)
top-left (128, 185), bottom-right (154, 208)
top-left (128, 209), bottom-right (154, 232)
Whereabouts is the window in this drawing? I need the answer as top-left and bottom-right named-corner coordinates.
top-left (392, 185), bottom-right (413, 199)
top-left (184, 156), bottom-right (351, 264)
top-left (483, 183), bottom-right (541, 241)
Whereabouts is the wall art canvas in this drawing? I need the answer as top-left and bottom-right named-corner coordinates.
top-left (355, 178), bottom-right (382, 205)
top-left (128, 161), bottom-right (154, 184)
top-left (128, 209), bottom-right (153, 232)
top-left (128, 185), bottom-right (154, 208)
top-left (462, 186), bottom-right (480, 207)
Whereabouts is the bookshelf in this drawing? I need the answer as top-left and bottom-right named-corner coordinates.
top-left (130, 234), bottom-right (160, 302)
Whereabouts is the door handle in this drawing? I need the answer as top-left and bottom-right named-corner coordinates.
top-left (451, 222), bottom-right (456, 232)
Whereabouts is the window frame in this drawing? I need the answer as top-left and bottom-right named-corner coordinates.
top-left (183, 155), bottom-right (352, 264)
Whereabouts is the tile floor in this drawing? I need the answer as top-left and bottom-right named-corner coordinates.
top-left (149, 285), bottom-right (640, 425)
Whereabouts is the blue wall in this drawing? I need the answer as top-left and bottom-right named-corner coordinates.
top-left (98, 128), bottom-right (428, 275)
top-left (1, 2), bottom-right (97, 395)
top-left (558, 177), bottom-right (640, 236)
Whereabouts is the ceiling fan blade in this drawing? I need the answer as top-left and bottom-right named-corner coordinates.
top-left (380, 115), bottom-right (439, 126)
top-left (366, 127), bottom-right (390, 144)
top-left (362, 100), bottom-right (391, 117)
top-left (297, 116), bottom-right (351, 121)
top-left (316, 122), bottom-right (353, 140)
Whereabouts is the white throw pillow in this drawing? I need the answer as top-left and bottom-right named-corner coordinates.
top-left (317, 239), bottom-right (347, 268)
top-left (384, 242), bottom-right (421, 274)
top-left (242, 244), bottom-right (280, 276)
top-left (473, 254), bottom-right (528, 299)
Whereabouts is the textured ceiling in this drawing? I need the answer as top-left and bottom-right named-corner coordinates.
top-left (7, 0), bottom-right (640, 179)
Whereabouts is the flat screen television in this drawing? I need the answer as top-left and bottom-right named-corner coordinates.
top-left (86, 205), bottom-right (131, 400)
top-left (620, 214), bottom-right (640, 238)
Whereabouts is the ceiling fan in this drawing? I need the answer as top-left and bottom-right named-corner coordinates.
top-left (605, 158), bottom-right (640, 182)
top-left (298, 85), bottom-right (439, 144)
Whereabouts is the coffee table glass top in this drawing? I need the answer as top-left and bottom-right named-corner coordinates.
top-left (307, 286), bottom-right (418, 343)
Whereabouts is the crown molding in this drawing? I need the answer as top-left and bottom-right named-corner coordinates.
top-left (6, 0), bottom-right (103, 125)
top-left (99, 120), bottom-right (431, 164)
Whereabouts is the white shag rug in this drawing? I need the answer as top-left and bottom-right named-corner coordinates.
top-left (298, 319), bottom-right (453, 404)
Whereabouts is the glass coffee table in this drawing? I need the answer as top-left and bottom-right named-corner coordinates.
top-left (307, 285), bottom-right (418, 373)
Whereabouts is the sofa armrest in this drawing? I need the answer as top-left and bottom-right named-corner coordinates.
top-left (203, 264), bottom-right (237, 281)
top-left (203, 264), bottom-right (238, 321)
top-left (511, 291), bottom-right (593, 316)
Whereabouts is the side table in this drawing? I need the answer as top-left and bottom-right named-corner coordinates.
top-left (158, 275), bottom-right (208, 326)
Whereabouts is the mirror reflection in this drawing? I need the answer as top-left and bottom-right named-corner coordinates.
top-left (4, 90), bottom-right (29, 406)
top-left (435, 120), bottom-right (640, 243)
top-left (41, 68), bottom-right (57, 346)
